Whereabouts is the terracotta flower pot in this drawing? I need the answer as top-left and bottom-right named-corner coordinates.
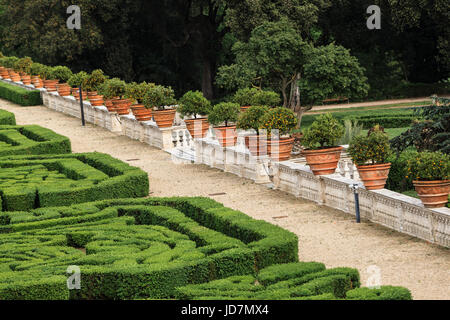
top-left (112, 98), bottom-right (131, 115)
top-left (9, 71), bottom-right (21, 82)
top-left (131, 104), bottom-right (152, 121)
top-left (268, 137), bottom-right (295, 162)
top-left (302, 146), bottom-right (344, 175)
top-left (214, 126), bottom-right (237, 147)
top-left (153, 109), bottom-right (176, 128)
top-left (240, 105), bottom-right (251, 112)
top-left (20, 73), bottom-right (32, 85)
top-left (184, 118), bottom-right (210, 138)
top-left (0, 67), bottom-right (9, 78)
top-left (31, 76), bottom-right (43, 88)
top-left (244, 135), bottom-right (268, 156)
top-left (72, 88), bottom-right (87, 101)
top-left (43, 79), bottom-right (59, 92)
top-left (356, 163), bottom-right (391, 190)
top-left (89, 95), bottom-right (104, 107)
top-left (104, 99), bottom-right (116, 111)
top-left (57, 83), bottom-right (71, 96)
top-left (87, 91), bottom-right (98, 100)
top-left (413, 180), bottom-right (450, 208)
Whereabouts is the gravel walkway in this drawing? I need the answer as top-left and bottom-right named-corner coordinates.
top-left (1, 99), bottom-right (449, 300)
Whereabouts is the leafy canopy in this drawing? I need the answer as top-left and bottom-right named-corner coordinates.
top-left (261, 107), bottom-right (298, 136)
top-left (236, 105), bottom-right (270, 134)
top-left (208, 102), bottom-right (240, 127)
top-left (302, 113), bottom-right (344, 149)
top-left (348, 131), bottom-right (391, 166)
top-left (178, 91), bottom-right (212, 118)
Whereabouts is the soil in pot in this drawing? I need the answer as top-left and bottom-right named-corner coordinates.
top-left (268, 137), bottom-right (295, 162)
top-left (413, 180), bottom-right (450, 208)
top-left (185, 118), bottom-right (210, 138)
top-left (131, 104), bottom-right (152, 121)
top-left (302, 146), bottom-right (344, 175)
top-left (214, 126), bottom-right (237, 147)
top-left (153, 109), bottom-right (176, 128)
top-left (244, 135), bottom-right (268, 156)
top-left (357, 163), bottom-right (391, 190)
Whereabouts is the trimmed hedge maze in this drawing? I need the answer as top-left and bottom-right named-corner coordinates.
top-left (0, 197), bottom-right (298, 299)
top-left (0, 81), bottom-right (42, 106)
top-left (0, 153), bottom-right (149, 211)
top-left (0, 109), bottom-right (15, 125)
top-left (175, 262), bottom-right (412, 300)
top-left (0, 125), bottom-right (71, 156)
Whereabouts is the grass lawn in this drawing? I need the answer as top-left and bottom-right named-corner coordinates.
top-left (307, 100), bottom-right (431, 114)
top-left (361, 127), bottom-right (410, 139)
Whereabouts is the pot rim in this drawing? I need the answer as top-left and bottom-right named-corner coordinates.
top-left (302, 146), bottom-right (344, 154)
top-left (413, 180), bottom-right (450, 185)
top-left (356, 163), bottom-right (392, 169)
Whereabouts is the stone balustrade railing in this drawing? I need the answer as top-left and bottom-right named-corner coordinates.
top-left (2, 78), bottom-right (449, 248)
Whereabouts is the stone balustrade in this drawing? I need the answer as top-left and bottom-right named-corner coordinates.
top-left (2, 78), bottom-right (449, 248)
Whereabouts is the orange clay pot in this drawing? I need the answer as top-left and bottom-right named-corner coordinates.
top-left (214, 126), bottom-right (237, 147)
top-left (153, 109), bottom-right (176, 128)
top-left (9, 71), bottom-right (21, 82)
top-left (267, 137), bottom-right (295, 162)
top-left (20, 73), bottom-right (32, 85)
top-left (112, 98), bottom-right (131, 115)
top-left (43, 79), bottom-right (59, 92)
top-left (89, 95), bottom-right (105, 107)
top-left (240, 105), bottom-right (251, 112)
top-left (356, 163), bottom-right (391, 190)
top-left (57, 83), bottom-right (71, 96)
top-left (31, 76), bottom-right (43, 88)
top-left (184, 118), bottom-right (210, 138)
top-left (131, 104), bottom-right (152, 121)
top-left (0, 67), bottom-right (9, 78)
top-left (413, 180), bottom-right (450, 208)
top-left (244, 135), bottom-right (268, 156)
top-left (303, 146), bottom-right (343, 175)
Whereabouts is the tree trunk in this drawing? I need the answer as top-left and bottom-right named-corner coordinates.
top-left (281, 78), bottom-right (289, 108)
top-left (202, 58), bottom-right (214, 100)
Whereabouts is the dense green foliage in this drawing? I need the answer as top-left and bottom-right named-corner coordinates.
top-left (0, 125), bottom-right (71, 156)
top-left (142, 85), bottom-right (177, 110)
top-left (0, 152), bottom-right (149, 211)
top-left (302, 113), bottom-right (344, 149)
top-left (386, 149), bottom-right (418, 192)
top-left (0, 81), bottom-right (42, 106)
top-left (208, 102), bottom-right (240, 127)
top-left (0, 109), bottom-right (15, 125)
top-left (260, 107), bottom-right (298, 136)
top-left (125, 82), bottom-right (155, 105)
top-left (348, 131), bottom-right (391, 166)
top-left (236, 105), bottom-right (270, 135)
top-left (67, 71), bottom-right (89, 89)
top-left (405, 151), bottom-right (450, 181)
top-left (82, 69), bottom-right (107, 92)
top-left (178, 91), bottom-right (212, 118)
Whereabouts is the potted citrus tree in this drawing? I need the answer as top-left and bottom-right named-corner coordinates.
top-left (348, 128), bottom-right (392, 190)
top-left (15, 57), bottom-right (33, 85)
top-left (208, 102), bottom-right (240, 147)
top-left (260, 107), bottom-right (298, 161)
top-left (236, 105), bottom-right (270, 156)
top-left (405, 151), bottom-right (450, 208)
top-left (104, 78), bottom-right (130, 115)
top-left (68, 71), bottom-right (88, 100)
top-left (233, 88), bottom-right (260, 112)
top-left (179, 90), bottom-right (212, 138)
top-left (30, 62), bottom-right (45, 88)
top-left (6, 56), bottom-right (20, 82)
top-left (40, 66), bottom-right (59, 92)
top-left (51, 66), bottom-right (73, 97)
top-left (301, 113), bottom-right (345, 175)
top-left (143, 85), bottom-right (177, 128)
top-left (83, 69), bottom-right (107, 105)
top-left (126, 82), bottom-right (155, 121)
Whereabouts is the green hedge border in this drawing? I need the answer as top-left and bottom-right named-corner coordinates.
top-left (0, 125), bottom-right (71, 156)
top-left (0, 81), bottom-right (42, 106)
top-left (0, 109), bottom-right (16, 125)
top-left (0, 152), bottom-right (149, 211)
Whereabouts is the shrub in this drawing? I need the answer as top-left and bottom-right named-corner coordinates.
top-left (233, 88), bottom-right (260, 106)
top-left (348, 130), bottom-right (391, 166)
top-left (346, 286), bottom-right (412, 300)
top-left (51, 66), bottom-right (73, 83)
top-left (0, 109), bottom-right (16, 125)
top-left (14, 57), bottom-right (33, 74)
top-left (178, 91), bottom-right (212, 118)
top-left (405, 151), bottom-right (450, 181)
top-left (2, 56), bottom-right (19, 69)
top-left (82, 69), bottom-right (107, 92)
top-left (208, 102), bottom-right (240, 127)
top-left (102, 78), bottom-right (127, 99)
top-left (125, 82), bottom-right (155, 105)
top-left (0, 125), bottom-right (71, 156)
top-left (386, 148), bottom-right (418, 192)
top-left (236, 105), bottom-right (270, 135)
top-left (260, 107), bottom-right (298, 136)
top-left (337, 119), bottom-right (363, 145)
top-left (302, 113), bottom-right (344, 149)
top-left (30, 63), bottom-right (46, 77)
top-left (251, 90), bottom-right (281, 107)
top-left (142, 85), bottom-right (177, 110)
top-left (0, 81), bottom-right (42, 106)
top-left (68, 71), bottom-right (89, 88)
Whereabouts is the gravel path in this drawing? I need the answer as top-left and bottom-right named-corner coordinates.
top-left (310, 97), bottom-right (430, 112)
top-left (1, 99), bottom-right (449, 300)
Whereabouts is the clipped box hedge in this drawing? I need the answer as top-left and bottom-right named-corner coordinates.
top-left (0, 197), bottom-right (298, 300)
top-left (175, 262), bottom-right (412, 300)
top-left (0, 152), bottom-right (149, 211)
top-left (0, 81), bottom-right (42, 106)
top-left (0, 109), bottom-right (16, 125)
top-left (0, 125), bottom-right (71, 156)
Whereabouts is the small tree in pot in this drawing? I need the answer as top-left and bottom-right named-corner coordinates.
top-left (51, 66), bottom-right (73, 97)
top-left (208, 102), bottom-right (240, 147)
top-left (301, 113), bottom-right (345, 175)
top-left (30, 62), bottom-right (46, 88)
top-left (348, 129), bottom-right (392, 190)
top-left (103, 78), bottom-right (130, 115)
top-left (15, 57), bottom-right (33, 85)
top-left (405, 151), bottom-right (450, 208)
top-left (236, 105), bottom-right (270, 156)
top-left (83, 69), bottom-right (107, 97)
top-left (68, 71), bottom-right (88, 100)
top-left (260, 107), bottom-right (298, 161)
top-left (126, 82), bottom-right (155, 121)
top-left (142, 85), bottom-right (177, 128)
top-left (233, 88), bottom-right (260, 112)
top-left (179, 91), bottom-right (212, 138)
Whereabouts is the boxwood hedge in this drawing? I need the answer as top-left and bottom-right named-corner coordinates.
top-left (0, 81), bottom-right (42, 106)
top-left (0, 152), bottom-right (149, 211)
top-left (0, 125), bottom-right (71, 156)
top-left (0, 197), bottom-right (298, 300)
top-left (0, 109), bottom-right (15, 125)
